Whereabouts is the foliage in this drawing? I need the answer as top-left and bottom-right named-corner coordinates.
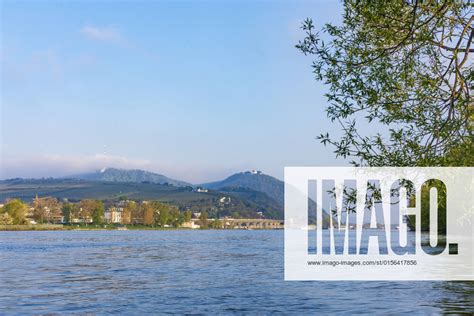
top-left (154, 202), bottom-right (170, 227)
top-left (184, 210), bottom-right (193, 222)
top-left (61, 203), bottom-right (76, 224)
top-left (142, 202), bottom-right (155, 225)
top-left (122, 201), bottom-right (136, 225)
top-left (79, 199), bottom-right (104, 224)
top-left (297, 0), bottom-right (473, 166)
top-left (198, 211), bottom-right (208, 228)
top-left (420, 179), bottom-right (447, 232)
top-left (1, 199), bottom-right (29, 224)
top-left (92, 201), bottom-right (104, 225)
top-left (209, 219), bottom-right (223, 229)
top-left (0, 213), bottom-right (13, 225)
top-left (33, 196), bottom-right (61, 224)
top-left (1, 194), bottom-right (237, 228)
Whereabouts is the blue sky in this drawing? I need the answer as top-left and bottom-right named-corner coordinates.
top-left (1, 0), bottom-right (346, 183)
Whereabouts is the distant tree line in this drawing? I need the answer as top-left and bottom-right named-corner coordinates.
top-left (0, 196), bottom-right (267, 229)
top-left (0, 198), bottom-right (196, 227)
top-left (0, 198), bottom-right (105, 226)
top-left (122, 200), bottom-right (193, 227)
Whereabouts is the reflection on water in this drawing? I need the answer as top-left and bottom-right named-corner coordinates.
top-left (0, 230), bottom-right (472, 314)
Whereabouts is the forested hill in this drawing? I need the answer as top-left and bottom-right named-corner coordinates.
top-left (201, 171), bottom-right (284, 207)
top-left (68, 168), bottom-right (190, 187)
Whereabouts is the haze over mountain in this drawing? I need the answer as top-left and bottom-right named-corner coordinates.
top-left (67, 168), bottom-right (191, 187)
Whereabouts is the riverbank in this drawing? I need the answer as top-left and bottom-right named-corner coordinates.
top-left (0, 224), bottom-right (283, 231)
top-left (0, 224), bottom-right (70, 231)
top-left (0, 225), bottom-right (194, 231)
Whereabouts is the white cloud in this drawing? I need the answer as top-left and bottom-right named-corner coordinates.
top-left (0, 154), bottom-right (241, 184)
top-left (0, 154), bottom-right (152, 179)
top-left (81, 25), bottom-right (122, 42)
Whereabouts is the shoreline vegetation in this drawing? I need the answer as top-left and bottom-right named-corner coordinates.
top-left (0, 197), bottom-right (284, 231)
top-left (0, 224), bottom-right (283, 231)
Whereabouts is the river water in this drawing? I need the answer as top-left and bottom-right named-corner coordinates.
top-left (0, 230), bottom-right (472, 314)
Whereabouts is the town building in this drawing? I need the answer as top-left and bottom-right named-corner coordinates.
top-left (104, 207), bottom-right (123, 224)
top-left (219, 196), bottom-right (231, 204)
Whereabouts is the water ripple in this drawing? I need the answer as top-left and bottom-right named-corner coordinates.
top-left (0, 230), bottom-right (472, 314)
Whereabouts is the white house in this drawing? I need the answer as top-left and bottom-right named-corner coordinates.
top-left (181, 221), bottom-right (200, 229)
top-left (104, 207), bottom-right (123, 224)
top-left (219, 196), bottom-right (231, 204)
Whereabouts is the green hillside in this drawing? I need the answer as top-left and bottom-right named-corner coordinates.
top-left (202, 171), bottom-right (284, 206)
top-left (0, 178), bottom-right (284, 219)
top-left (69, 168), bottom-right (190, 187)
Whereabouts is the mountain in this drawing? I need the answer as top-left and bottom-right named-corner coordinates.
top-left (218, 186), bottom-right (283, 219)
top-left (202, 170), bottom-right (332, 226)
top-left (68, 168), bottom-right (190, 187)
top-left (0, 170), bottom-right (331, 223)
top-left (201, 170), bottom-right (284, 206)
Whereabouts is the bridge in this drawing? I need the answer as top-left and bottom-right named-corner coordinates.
top-left (191, 218), bottom-right (284, 229)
